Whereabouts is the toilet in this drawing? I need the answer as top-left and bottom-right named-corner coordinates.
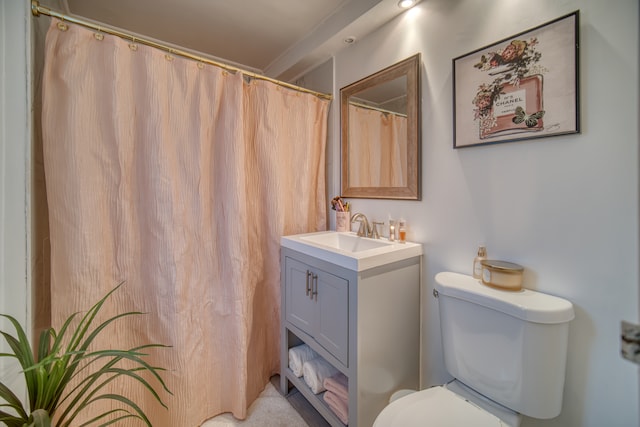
top-left (373, 271), bottom-right (574, 427)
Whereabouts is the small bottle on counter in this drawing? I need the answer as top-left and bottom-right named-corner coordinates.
top-left (398, 220), bottom-right (407, 243)
top-left (473, 246), bottom-right (487, 280)
top-left (389, 220), bottom-right (396, 241)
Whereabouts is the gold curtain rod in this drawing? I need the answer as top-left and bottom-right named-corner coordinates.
top-left (349, 101), bottom-right (407, 118)
top-left (30, 0), bottom-right (332, 101)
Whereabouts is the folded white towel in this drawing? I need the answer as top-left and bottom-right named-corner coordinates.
top-left (288, 344), bottom-right (319, 378)
top-left (302, 357), bottom-right (339, 394)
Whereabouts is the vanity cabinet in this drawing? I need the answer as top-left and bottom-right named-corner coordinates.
top-left (280, 235), bottom-right (421, 427)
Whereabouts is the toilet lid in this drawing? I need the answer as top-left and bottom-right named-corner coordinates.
top-left (373, 386), bottom-right (504, 427)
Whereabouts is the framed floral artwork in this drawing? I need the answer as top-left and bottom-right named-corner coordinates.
top-left (453, 11), bottom-right (580, 148)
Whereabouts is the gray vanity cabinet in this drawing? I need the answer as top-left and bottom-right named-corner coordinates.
top-left (280, 244), bottom-right (421, 427)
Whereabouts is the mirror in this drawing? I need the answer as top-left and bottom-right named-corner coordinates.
top-left (341, 53), bottom-right (421, 199)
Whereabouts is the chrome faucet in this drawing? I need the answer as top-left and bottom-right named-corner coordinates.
top-left (350, 213), bottom-right (371, 237)
top-left (371, 221), bottom-right (384, 239)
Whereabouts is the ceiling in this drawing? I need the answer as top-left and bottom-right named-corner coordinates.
top-left (43, 0), bottom-right (416, 81)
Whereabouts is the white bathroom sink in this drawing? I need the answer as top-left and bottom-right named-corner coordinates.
top-left (300, 231), bottom-right (393, 252)
top-left (281, 231), bottom-right (422, 271)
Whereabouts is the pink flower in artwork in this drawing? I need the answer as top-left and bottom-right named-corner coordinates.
top-left (472, 85), bottom-right (495, 118)
top-left (474, 92), bottom-right (493, 111)
top-left (489, 54), bottom-right (501, 68)
top-left (500, 40), bottom-right (527, 63)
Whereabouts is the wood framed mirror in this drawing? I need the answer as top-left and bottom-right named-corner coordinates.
top-left (340, 53), bottom-right (421, 200)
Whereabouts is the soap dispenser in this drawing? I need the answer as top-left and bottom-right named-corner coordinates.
top-left (473, 246), bottom-right (487, 280)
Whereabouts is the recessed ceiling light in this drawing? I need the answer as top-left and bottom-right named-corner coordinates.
top-left (398, 0), bottom-right (416, 8)
top-left (343, 36), bottom-right (356, 45)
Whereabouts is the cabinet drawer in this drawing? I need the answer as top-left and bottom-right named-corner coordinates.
top-left (284, 256), bottom-right (349, 365)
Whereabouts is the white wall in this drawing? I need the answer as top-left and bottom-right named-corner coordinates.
top-left (294, 57), bottom-right (337, 230)
top-left (331, 0), bottom-right (639, 425)
top-left (0, 0), bottom-right (31, 399)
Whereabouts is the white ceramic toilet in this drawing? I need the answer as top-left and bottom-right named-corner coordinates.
top-left (373, 271), bottom-right (574, 427)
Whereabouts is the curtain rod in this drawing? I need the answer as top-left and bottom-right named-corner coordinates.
top-left (349, 101), bottom-right (407, 118)
top-left (30, 0), bottom-right (333, 101)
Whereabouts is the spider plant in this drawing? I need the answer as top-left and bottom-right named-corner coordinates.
top-left (0, 283), bottom-right (171, 427)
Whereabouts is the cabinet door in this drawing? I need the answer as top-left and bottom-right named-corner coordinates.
top-left (284, 256), bottom-right (349, 365)
top-left (316, 271), bottom-right (349, 365)
top-left (285, 257), bottom-right (317, 336)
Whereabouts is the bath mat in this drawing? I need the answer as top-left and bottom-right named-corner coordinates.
top-left (202, 382), bottom-right (308, 427)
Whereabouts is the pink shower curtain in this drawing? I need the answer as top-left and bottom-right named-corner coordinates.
top-left (41, 19), bottom-right (328, 426)
top-left (348, 104), bottom-right (407, 187)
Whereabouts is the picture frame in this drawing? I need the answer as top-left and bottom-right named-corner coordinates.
top-left (453, 11), bottom-right (580, 148)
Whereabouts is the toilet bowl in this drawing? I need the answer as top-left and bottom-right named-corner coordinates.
top-left (373, 271), bottom-right (574, 426)
top-left (373, 380), bottom-right (521, 427)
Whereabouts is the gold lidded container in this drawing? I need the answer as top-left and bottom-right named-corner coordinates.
top-left (480, 260), bottom-right (524, 291)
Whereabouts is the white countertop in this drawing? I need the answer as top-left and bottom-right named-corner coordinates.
top-left (281, 231), bottom-right (423, 271)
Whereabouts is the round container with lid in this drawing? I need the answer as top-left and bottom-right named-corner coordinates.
top-left (480, 260), bottom-right (524, 291)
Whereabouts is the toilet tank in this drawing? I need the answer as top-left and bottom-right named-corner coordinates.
top-left (434, 271), bottom-right (574, 419)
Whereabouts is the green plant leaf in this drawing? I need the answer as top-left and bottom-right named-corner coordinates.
top-left (36, 330), bottom-right (52, 365)
top-left (0, 412), bottom-right (25, 427)
top-left (0, 315), bottom-right (38, 411)
top-left (83, 347), bottom-right (172, 395)
top-left (87, 394), bottom-right (152, 427)
top-left (0, 380), bottom-right (28, 419)
top-left (57, 347), bottom-right (170, 425)
top-left (67, 283), bottom-right (126, 354)
top-left (0, 315), bottom-right (35, 369)
top-left (75, 408), bottom-right (137, 427)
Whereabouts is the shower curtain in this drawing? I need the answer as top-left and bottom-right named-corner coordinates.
top-left (348, 104), bottom-right (407, 187)
top-left (41, 19), bottom-right (328, 426)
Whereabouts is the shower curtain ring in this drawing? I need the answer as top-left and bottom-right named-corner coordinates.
top-left (94, 26), bottom-right (104, 41)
